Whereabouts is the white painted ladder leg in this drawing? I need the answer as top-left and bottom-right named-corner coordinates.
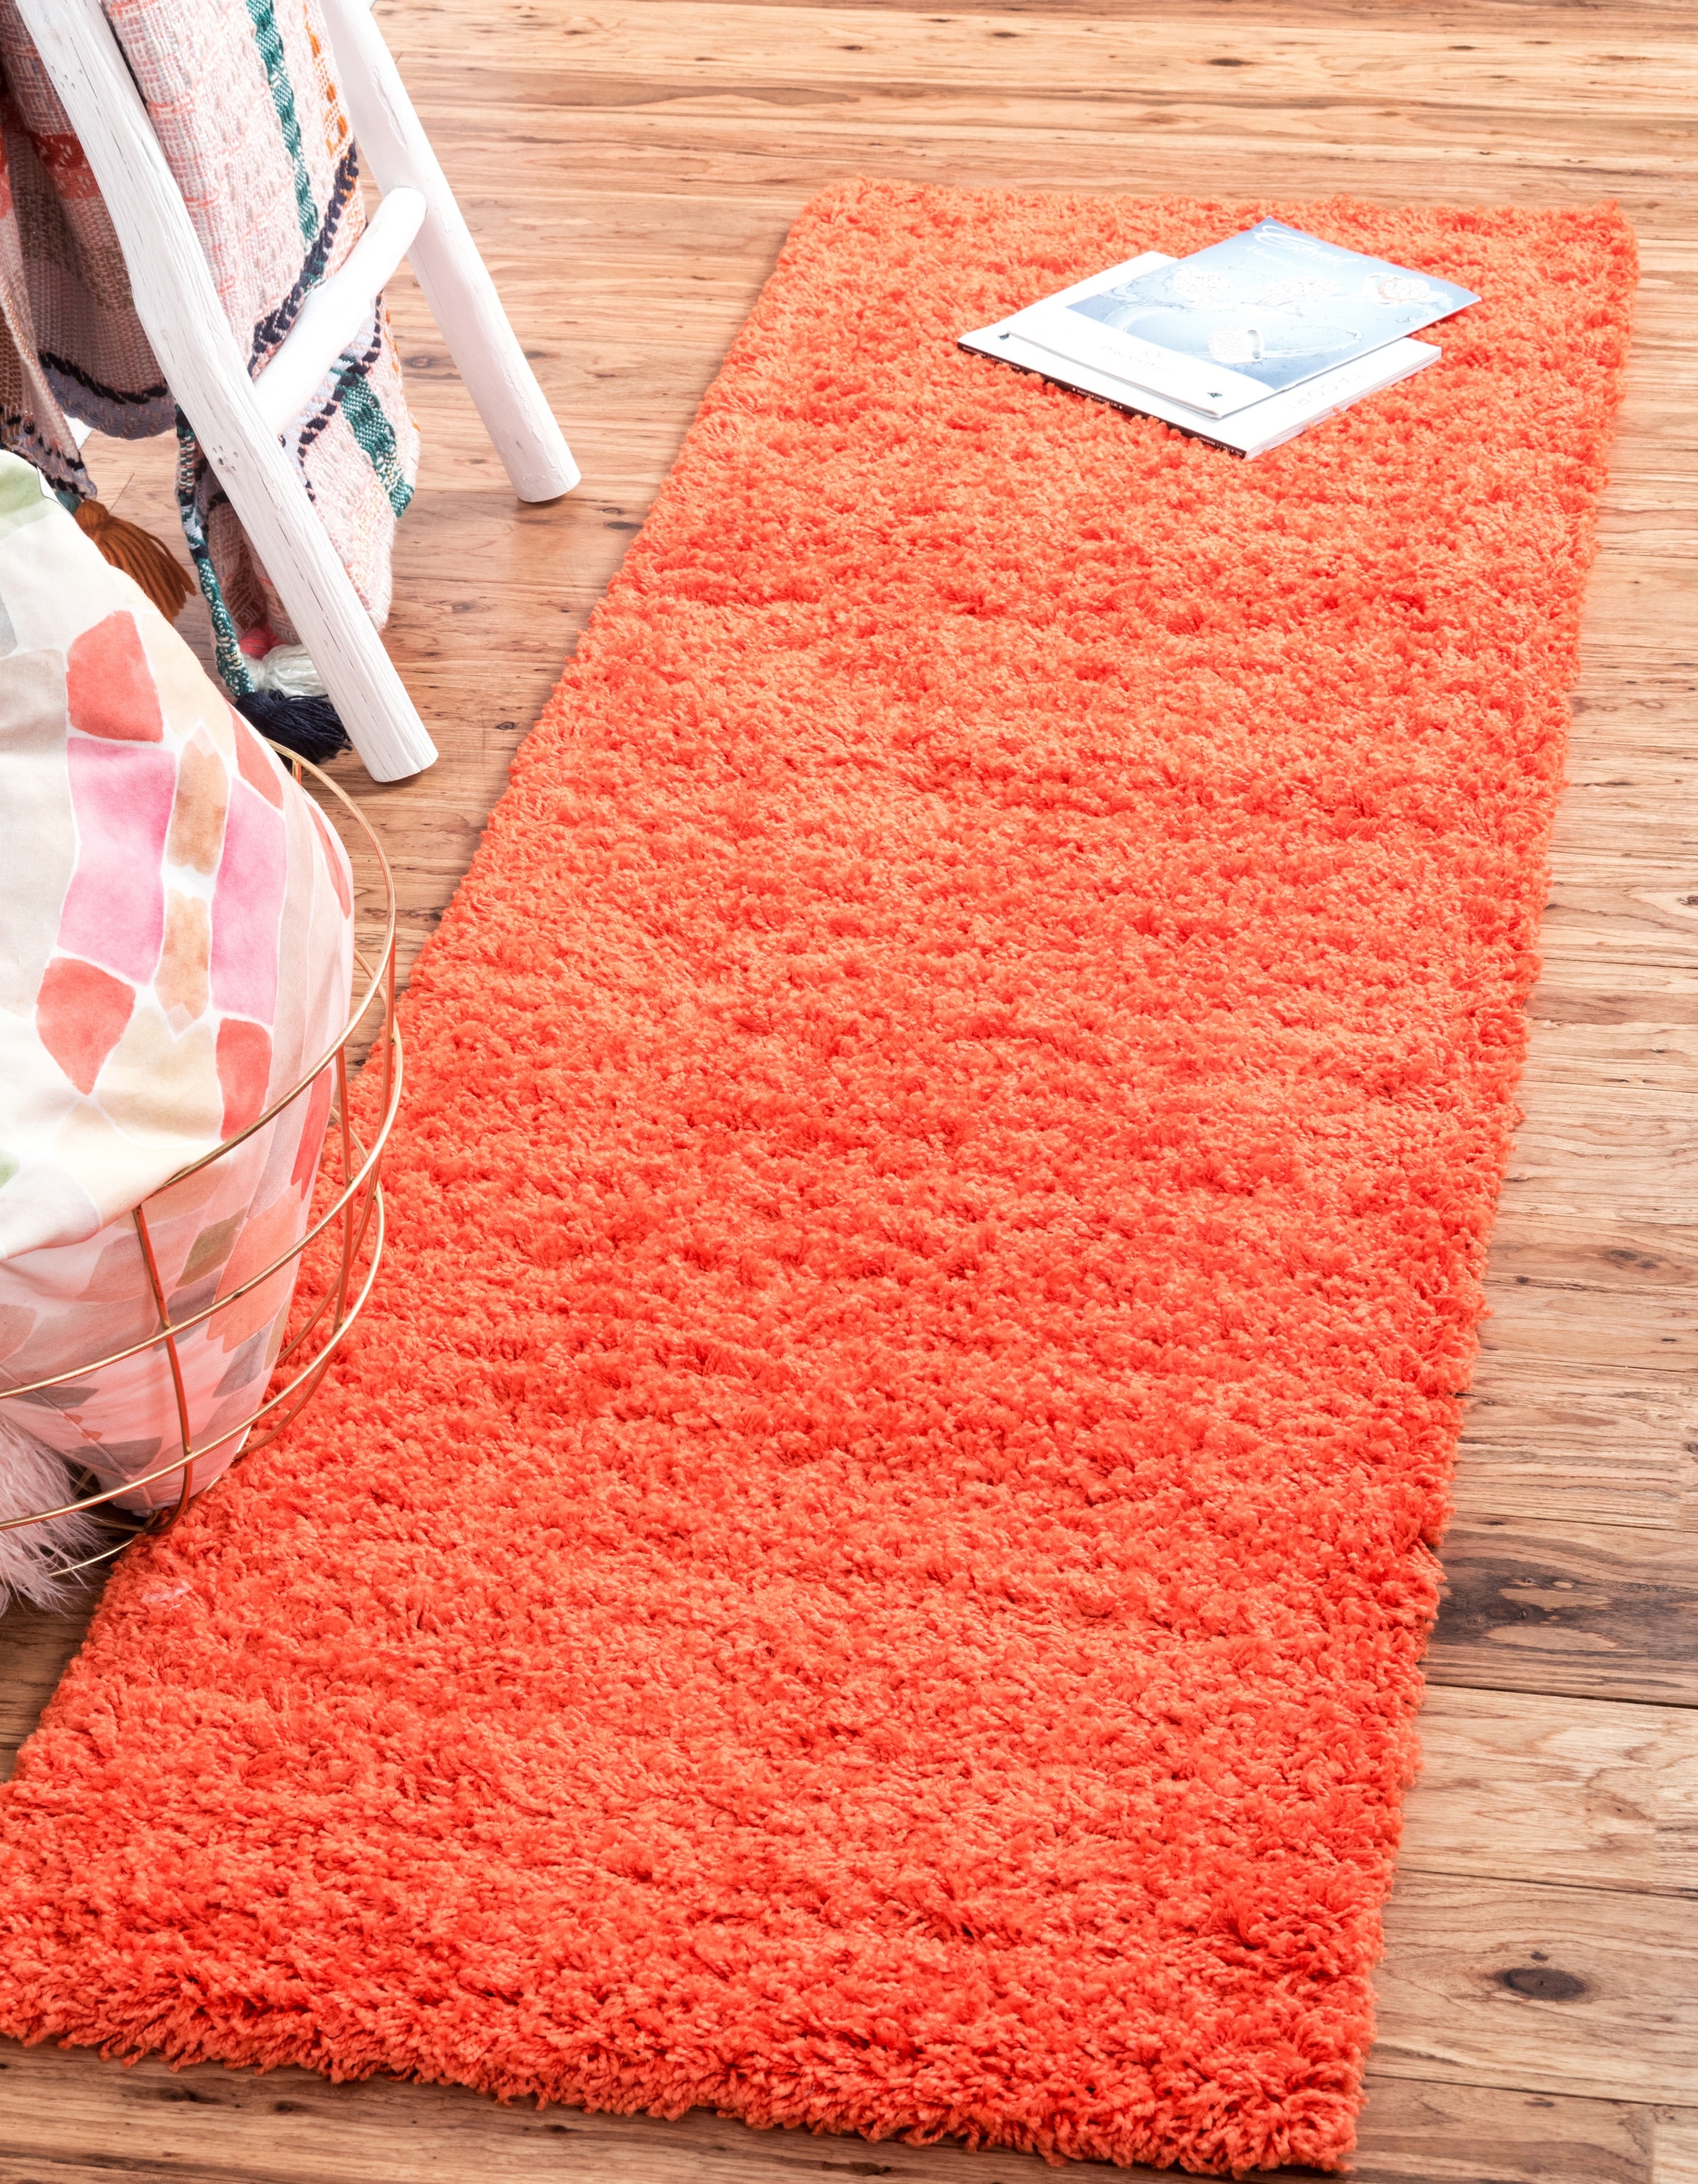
top-left (320, 0), bottom-right (580, 502)
top-left (23, 0), bottom-right (438, 781)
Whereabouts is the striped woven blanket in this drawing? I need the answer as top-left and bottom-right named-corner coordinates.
top-left (0, 0), bottom-right (416, 729)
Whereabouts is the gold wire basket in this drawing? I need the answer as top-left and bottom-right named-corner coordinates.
top-left (0, 747), bottom-right (401, 1580)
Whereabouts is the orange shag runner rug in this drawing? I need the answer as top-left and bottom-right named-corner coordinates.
top-left (0, 185), bottom-right (1633, 2176)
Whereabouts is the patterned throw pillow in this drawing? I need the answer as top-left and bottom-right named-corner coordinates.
top-left (0, 451), bottom-right (353, 1586)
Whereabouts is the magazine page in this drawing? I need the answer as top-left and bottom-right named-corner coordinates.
top-left (1012, 220), bottom-right (1479, 419)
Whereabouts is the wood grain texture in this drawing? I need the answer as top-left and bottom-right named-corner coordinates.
top-left (1657, 2110), bottom-right (1698, 2184)
top-left (1429, 1521), bottom-right (1698, 1708)
top-left (0, 1604), bottom-right (87, 1788)
top-left (1351, 2078), bottom-right (1651, 2184)
top-left (1, 0), bottom-right (1693, 2175)
top-left (0, 2043), bottom-right (1657, 2184)
top-left (1373, 1875), bottom-right (1698, 2105)
top-left (1399, 1686), bottom-right (1698, 1898)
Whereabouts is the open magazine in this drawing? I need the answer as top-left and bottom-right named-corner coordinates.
top-left (960, 222), bottom-right (1479, 454)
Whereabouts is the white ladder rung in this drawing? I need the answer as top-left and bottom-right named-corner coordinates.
top-left (252, 186), bottom-right (427, 435)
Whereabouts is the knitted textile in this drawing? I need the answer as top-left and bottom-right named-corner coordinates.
top-left (0, 186), bottom-right (1635, 2177)
top-left (0, 0), bottom-right (416, 698)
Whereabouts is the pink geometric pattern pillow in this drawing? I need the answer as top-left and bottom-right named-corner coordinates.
top-left (0, 452), bottom-right (354, 1514)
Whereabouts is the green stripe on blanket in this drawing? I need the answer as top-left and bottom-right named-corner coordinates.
top-left (338, 365), bottom-right (416, 521)
top-left (245, 0), bottom-right (320, 246)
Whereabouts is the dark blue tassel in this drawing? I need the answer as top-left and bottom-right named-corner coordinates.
top-left (234, 689), bottom-right (350, 766)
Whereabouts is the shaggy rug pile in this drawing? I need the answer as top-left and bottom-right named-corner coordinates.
top-left (0, 184), bottom-right (1633, 2175)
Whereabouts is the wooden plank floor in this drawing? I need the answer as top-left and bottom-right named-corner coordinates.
top-left (1, 2), bottom-right (1694, 2177)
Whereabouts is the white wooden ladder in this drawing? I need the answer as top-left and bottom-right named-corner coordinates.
top-left (23, 0), bottom-right (579, 780)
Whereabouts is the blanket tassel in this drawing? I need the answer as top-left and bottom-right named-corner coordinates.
top-left (233, 689), bottom-right (351, 767)
top-left (234, 628), bottom-right (352, 765)
top-left (74, 499), bottom-right (195, 622)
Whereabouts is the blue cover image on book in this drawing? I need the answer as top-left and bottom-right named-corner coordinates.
top-left (1067, 220), bottom-right (1479, 395)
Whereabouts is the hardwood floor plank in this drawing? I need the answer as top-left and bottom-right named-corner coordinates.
top-left (403, 115), bottom-right (1681, 213)
top-left (1500, 1020), bottom-right (1698, 1091)
top-left (0, 1603), bottom-right (93, 1787)
top-left (1473, 1285), bottom-right (1692, 1374)
top-left (1351, 2077), bottom-right (1650, 2184)
top-left (0, 2043), bottom-right (1189, 2184)
top-left (1531, 983), bottom-right (1698, 1029)
top-left (1482, 1217), bottom-right (1695, 1289)
top-left (1493, 1112), bottom-right (1698, 1216)
top-left (1453, 1361), bottom-right (1686, 1532)
top-left (379, 2), bottom-right (1698, 116)
top-left (370, 94), bottom-right (1698, 195)
top-left (1544, 892), bottom-right (1698, 968)
top-left (553, 0), bottom-right (1698, 23)
top-left (1373, 1873), bottom-right (1698, 2105)
top-left (1429, 1521), bottom-right (1698, 1708)
top-left (1400, 1687), bottom-right (1698, 1897)
top-left (0, 2041), bottom-right (1657, 2184)
top-left (1563, 762), bottom-right (1698, 815)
